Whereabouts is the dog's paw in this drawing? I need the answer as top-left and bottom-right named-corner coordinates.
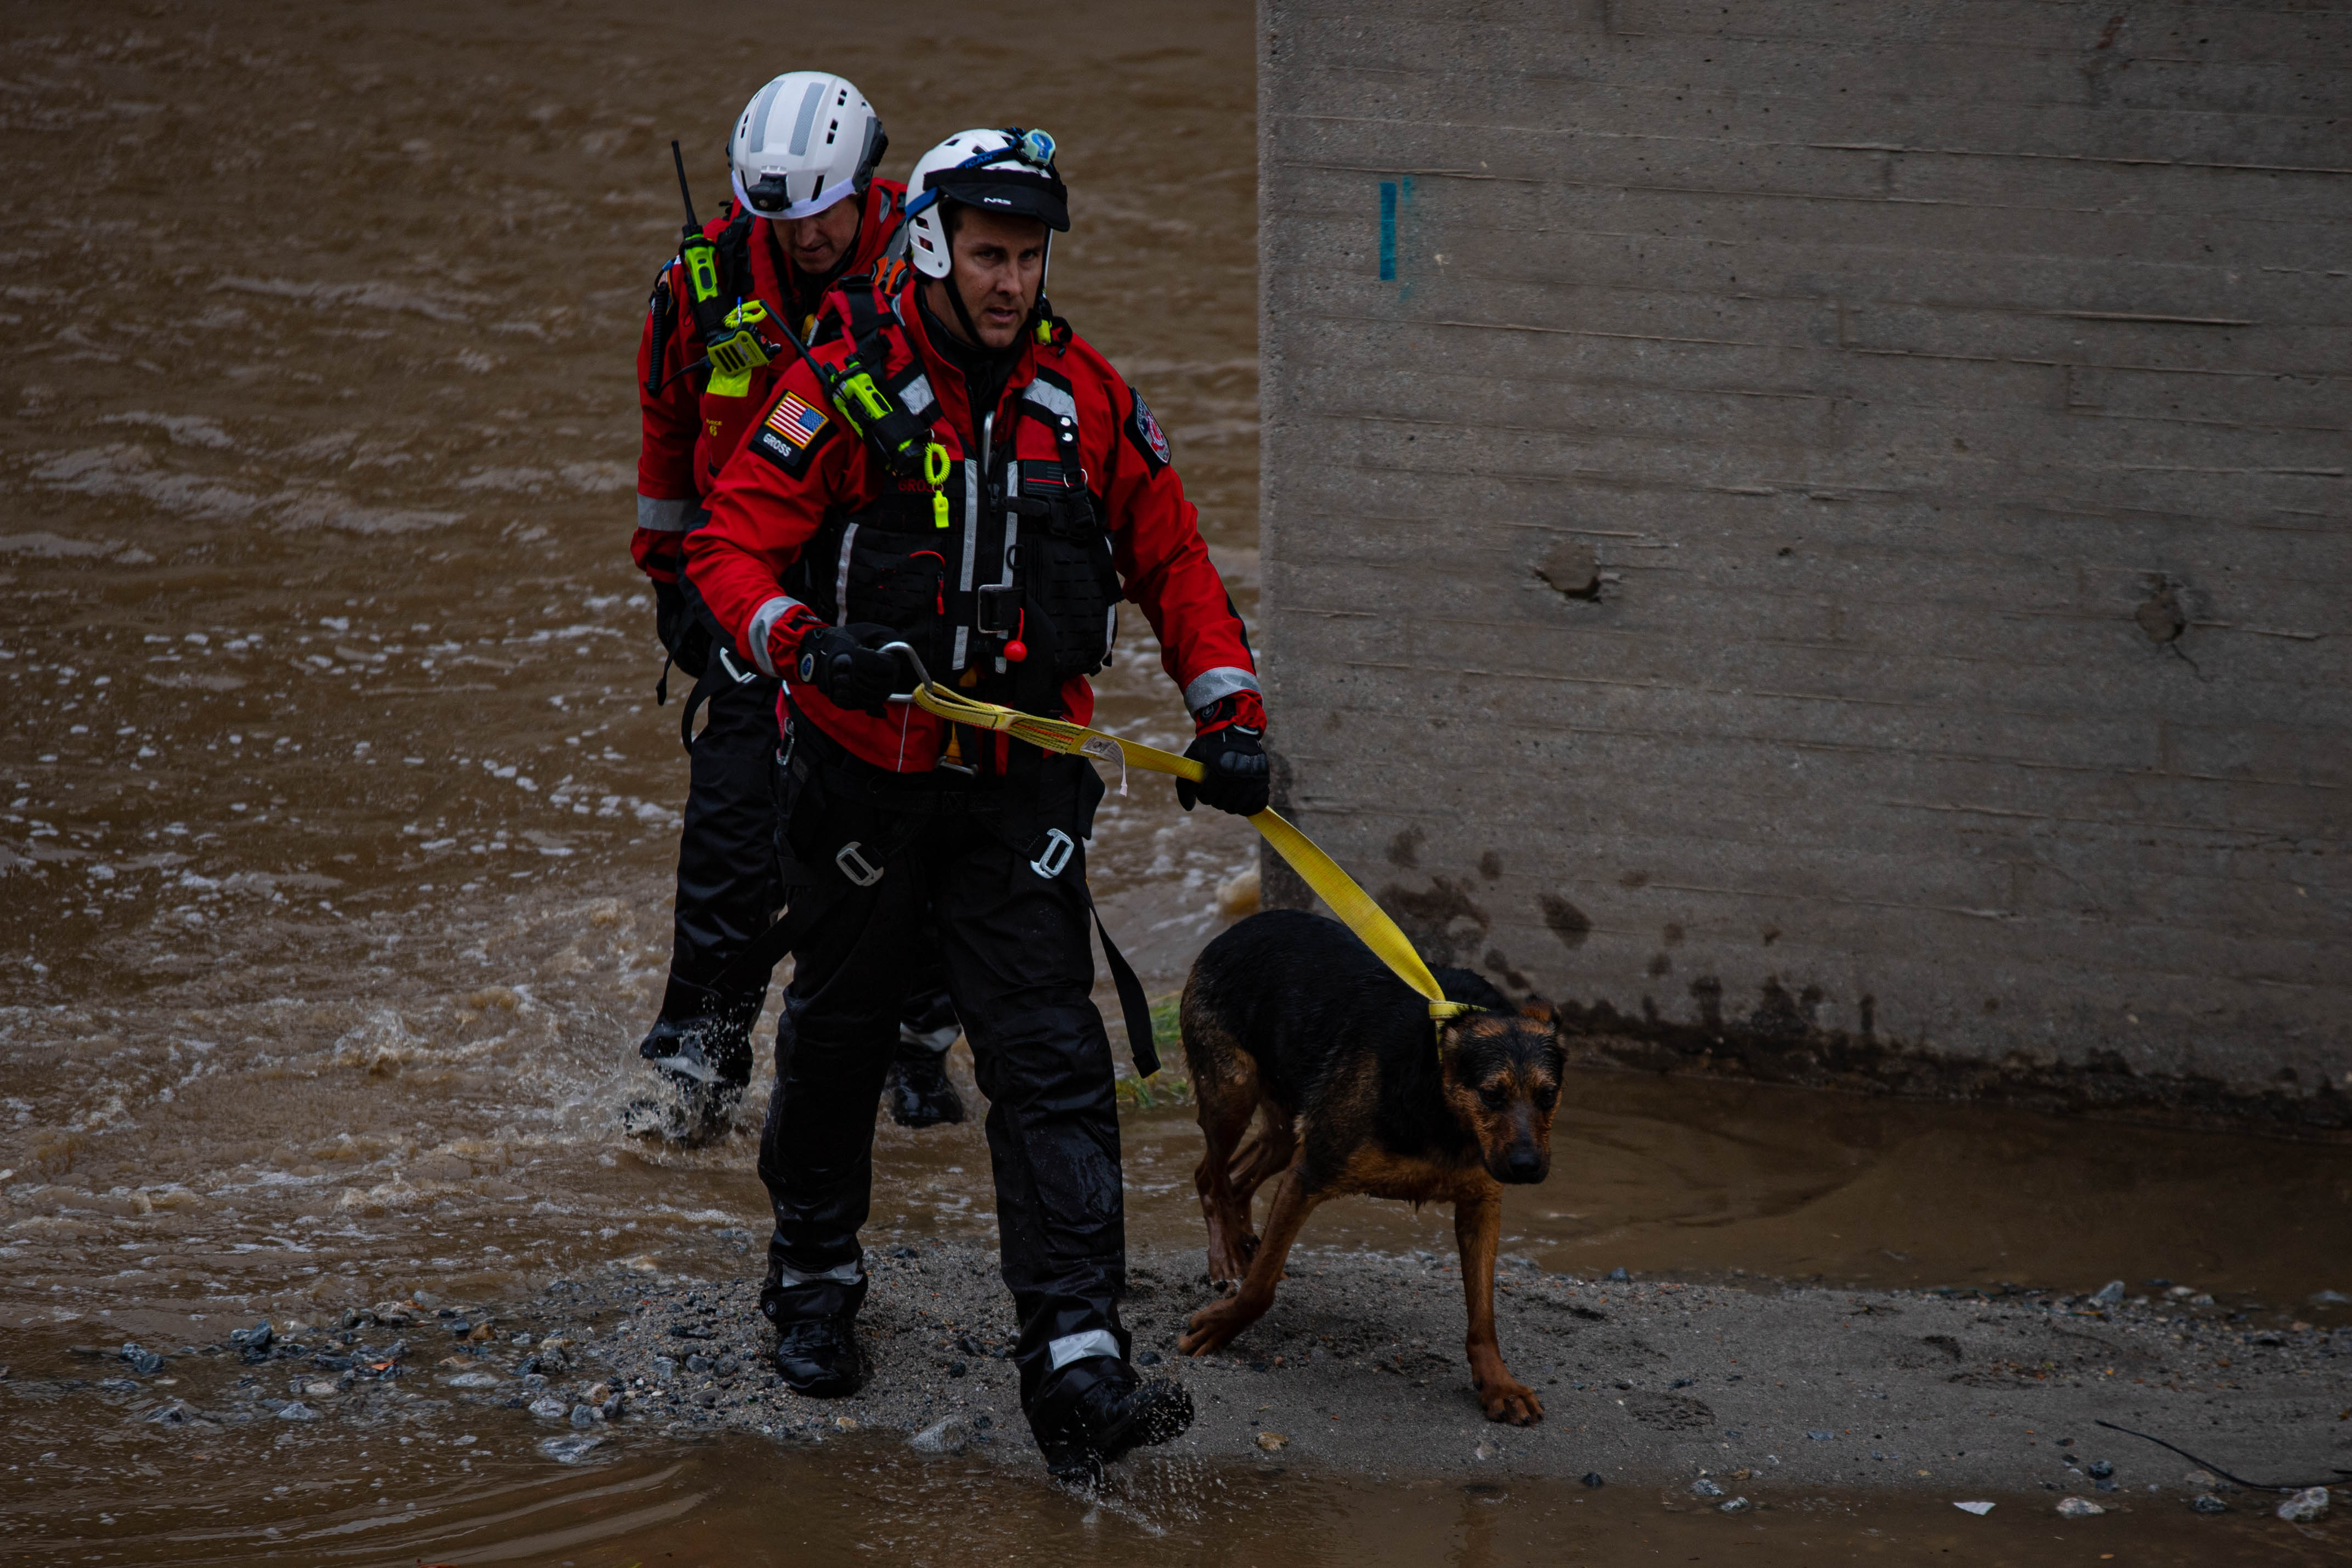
top-left (1178, 1298), bottom-right (1251, 1356)
top-left (1476, 1378), bottom-right (1544, 1426)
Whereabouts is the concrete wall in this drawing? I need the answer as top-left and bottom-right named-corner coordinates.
top-left (1256, 0), bottom-right (2349, 1121)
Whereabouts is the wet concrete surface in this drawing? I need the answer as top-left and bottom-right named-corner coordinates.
top-left (2, 1), bottom-right (2349, 1563)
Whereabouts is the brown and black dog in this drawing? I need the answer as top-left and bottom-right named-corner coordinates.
top-left (1175, 909), bottom-right (1567, 1424)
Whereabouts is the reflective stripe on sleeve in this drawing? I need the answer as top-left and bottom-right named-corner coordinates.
top-left (1183, 666), bottom-right (1262, 712)
top-left (747, 594), bottom-right (804, 680)
top-left (637, 495), bottom-right (692, 533)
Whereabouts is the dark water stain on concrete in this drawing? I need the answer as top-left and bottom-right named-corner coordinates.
top-left (1539, 893), bottom-right (1591, 949)
top-left (1548, 977), bottom-right (2352, 1137)
top-left (1376, 875), bottom-right (1490, 966)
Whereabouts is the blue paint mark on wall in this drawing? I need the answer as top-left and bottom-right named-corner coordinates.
top-left (1379, 181), bottom-right (1397, 280)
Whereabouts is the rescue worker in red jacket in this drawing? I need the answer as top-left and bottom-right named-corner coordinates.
top-left (629, 72), bottom-right (962, 1142)
top-left (685, 127), bottom-right (1267, 1482)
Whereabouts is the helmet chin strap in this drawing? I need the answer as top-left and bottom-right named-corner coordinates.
top-left (943, 266), bottom-right (989, 349)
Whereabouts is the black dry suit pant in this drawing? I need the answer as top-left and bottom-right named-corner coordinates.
top-left (758, 729), bottom-right (1130, 1427)
top-left (659, 643), bottom-right (954, 1075)
top-left (658, 649), bottom-right (783, 1056)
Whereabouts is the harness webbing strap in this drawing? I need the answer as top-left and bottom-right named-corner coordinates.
top-left (900, 681), bottom-right (1471, 1029)
top-left (1089, 890), bottom-right (1158, 1078)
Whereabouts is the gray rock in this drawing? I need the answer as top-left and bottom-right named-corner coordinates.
top-left (686, 1354), bottom-right (712, 1374)
top-left (569, 1404), bottom-right (596, 1428)
top-left (528, 1394), bottom-right (569, 1420)
top-left (445, 1371), bottom-right (500, 1389)
top-left (599, 1392), bottom-right (624, 1421)
top-left (1717, 1497), bottom-right (1751, 1515)
top-left (539, 1433), bottom-right (602, 1464)
top-left (2085, 1459), bottom-right (2113, 1479)
top-left (2090, 1281), bottom-right (2125, 1306)
top-left (1605, 1267), bottom-right (1631, 1283)
top-left (2190, 1494), bottom-right (2229, 1514)
top-left (1690, 1478), bottom-right (1725, 1498)
top-left (2309, 1290), bottom-right (2349, 1306)
top-left (1807, 1430), bottom-right (1835, 1441)
top-left (143, 1400), bottom-right (200, 1427)
top-left (653, 1356), bottom-right (677, 1381)
top-left (909, 1414), bottom-right (971, 1456)
top-left (119, 1343), bottom-right (163, 1377)
top-left (274, 1401), bottom-right (321, 1422)
top-left (1580, 1472), bottom-right (1604, 1488)
top-left (2055, 1497), bottom-right (2104, 1518)
top-left (2275, 1487), bottom-right (2329, 1524)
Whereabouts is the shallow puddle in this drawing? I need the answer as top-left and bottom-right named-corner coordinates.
top-left (2, 1417), bottom-right (2337, 1567)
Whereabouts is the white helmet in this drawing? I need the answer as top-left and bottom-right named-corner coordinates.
top-left (902, 127), bottom-right (1068, 280)
top-left (728, 72), bottom-right (887, 221)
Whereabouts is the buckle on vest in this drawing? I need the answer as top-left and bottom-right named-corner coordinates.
top-left (833, 841), bottom-right (885, 887)
top-left (976, 583), bottom-right (1023, 636)
top-left (1029, 828), bottom-right (1075, 880)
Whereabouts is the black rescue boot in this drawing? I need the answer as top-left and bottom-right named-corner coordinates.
top-left (885, 1035), bottom-right (965, 1128)
top-left (623, 990), bottom-right (758, 1145)
top-left (767, 1315), bottom-right (867, 1397)
top-left (1030, 1356), bottom-right (1195, 1487)
top-left (885, 987), bottom-right (965, 1128)
top-left (760, 1267), bottom-right (869, 1397)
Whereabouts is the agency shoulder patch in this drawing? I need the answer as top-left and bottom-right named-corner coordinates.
top-left (749, 388), bottom-right (835, 477)
top-left (1125, 388), bottom-right (1172, 475)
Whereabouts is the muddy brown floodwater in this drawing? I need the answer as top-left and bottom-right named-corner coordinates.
top-left (1, 3), bottom-right (2347, 1564)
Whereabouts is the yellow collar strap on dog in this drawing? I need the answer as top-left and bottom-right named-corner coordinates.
top-left (903, 679), bottom-right (1469, 1031)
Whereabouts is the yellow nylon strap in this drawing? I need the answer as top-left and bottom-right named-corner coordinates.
top-left (906, 682), bottom-right (1471, 1026)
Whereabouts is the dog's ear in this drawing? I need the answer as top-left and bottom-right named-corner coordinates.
top-left (1518, 997), bottom-right (1555, 1024)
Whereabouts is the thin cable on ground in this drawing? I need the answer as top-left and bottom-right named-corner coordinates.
top-left (2094, 1418), bottom-right (2351, 1492)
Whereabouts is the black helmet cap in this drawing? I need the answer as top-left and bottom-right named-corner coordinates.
top-left (926, 164), bottom-right (1070, 231)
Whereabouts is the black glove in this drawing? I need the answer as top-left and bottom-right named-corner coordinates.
top-left (796, 623), bottom-right (902, 715)
top-left (1175, 724), bottom-right (1269, 817)
top-left (653, 580), bottom-right (710, 679)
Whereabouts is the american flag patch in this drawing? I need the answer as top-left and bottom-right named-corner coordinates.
top-left (764, 391), bottom-right (827, 449)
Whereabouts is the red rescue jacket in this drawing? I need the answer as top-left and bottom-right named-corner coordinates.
top-left (683, 279), bottom-right (1263, 774)
top-left (631, 179), bottom-right (906, 583)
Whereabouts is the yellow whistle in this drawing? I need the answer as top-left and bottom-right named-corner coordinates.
top-left (932, 491), bottom-right (949, 529)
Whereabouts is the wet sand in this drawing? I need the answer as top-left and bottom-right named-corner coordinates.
top-left (5, 1238), bottom-right (2343, 1564)
top-left (562, 1238), bottom-right (2352, 1494)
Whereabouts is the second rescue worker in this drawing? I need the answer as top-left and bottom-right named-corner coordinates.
top-left (630, 72), bottom-right (960, 1141)
top-left (685, 128), bottom-right (1269, 1481)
